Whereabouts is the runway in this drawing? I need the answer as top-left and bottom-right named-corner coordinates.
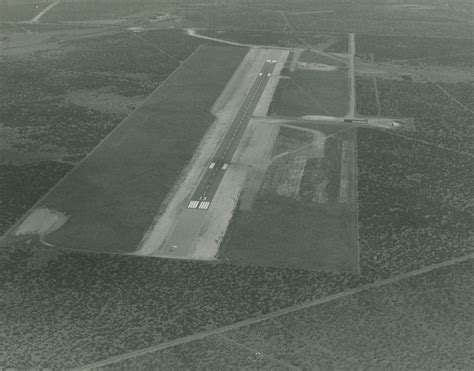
top-left (187, 60), bottom-right (277, 211)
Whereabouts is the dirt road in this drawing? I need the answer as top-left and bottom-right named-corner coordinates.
top-left (27, 1), bottom-right (59, 23)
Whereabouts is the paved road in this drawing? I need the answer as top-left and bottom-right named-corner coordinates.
top-left (187, 60), bottom-right (277, 211)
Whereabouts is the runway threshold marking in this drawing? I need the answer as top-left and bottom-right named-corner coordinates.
top-left (198, 201), bottom-right (210, 210)
top-left (187, 200), bottom-right (199, 209)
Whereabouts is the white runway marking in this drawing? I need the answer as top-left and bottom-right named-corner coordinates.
top-left (198, 201), bottom-right (210, 210)
top-left (221, 163), bottom-right (229, 170)
top-left (209, 162), bottom-right (216, 169)
top-left (187, 200), bottom-right (199, 209)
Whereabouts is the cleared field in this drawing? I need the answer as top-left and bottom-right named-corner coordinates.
top-left (219, 124), bottom-right (358, 272)
top-left (11, 45), bottom-right (248, 253)
top-left (268, 66), bottom-right (349, 117)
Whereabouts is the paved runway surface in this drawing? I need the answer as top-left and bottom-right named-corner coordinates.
top-left (187, 60), bottom-right (277, 211)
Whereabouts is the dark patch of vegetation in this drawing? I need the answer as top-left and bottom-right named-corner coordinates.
top-left (2, 101), bottom-right (119, 154)
top-left (0, 161), bottom-right (72, 235)
top-left (357, 128), bottom-right (473, 276)
top-left (438, 81), bottom-right (474, 111)
top-left (280, 67), bottom-right (290, 76)
top-left (355, 34), bottom-right (474, 67)
top-left (0, 237), bottom-right (365, 369)
top-left (323, 137), bottom-right (342, 204)
top-left (222, 259), bottom-right (474, 370)
top-left (100, 334), bottom-right (285, 370)
top-left (267, 79), bottom-right (287, 115)
top-left (355, 75), bottom-right (378, 116)
top-left (377, 79), bottom-right (474, 154)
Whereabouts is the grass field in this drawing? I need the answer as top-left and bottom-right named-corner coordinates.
top-left (12, 45), bottom-right (248, 253)
top-left (268, 68), bottom-right (349, 117)
top-left (219, 124), bottom-right (358, 272)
